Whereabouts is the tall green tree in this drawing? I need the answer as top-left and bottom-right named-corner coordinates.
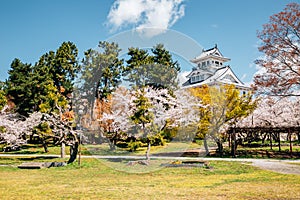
top-left (33, 42), bottom-right (80, 98)
top-left (125, 44), bottom-right (180, 160)
top-left (6, 59), bottom-right (34, 115)
top-left (6, 42), bottom-right (79, 116)
top-left (126, 44), bottom-right (180, 90)
top-left (81, 41), bottom-right (125, 100)
top-left (80, 41), bottom-right (125, 126)
top-left (33, 52), bottom-right (69, 114)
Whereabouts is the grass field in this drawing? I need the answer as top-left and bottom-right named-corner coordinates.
top-left (0, 156), bottom-right (299, 200)
top-left (0, 142), bottom-right (206, 157)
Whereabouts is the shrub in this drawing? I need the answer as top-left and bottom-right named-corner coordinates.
top-left (128, 141), bottom-right (143, 152)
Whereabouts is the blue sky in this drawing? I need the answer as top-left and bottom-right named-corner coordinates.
top-left (0, 0), bottom-right (297, 84)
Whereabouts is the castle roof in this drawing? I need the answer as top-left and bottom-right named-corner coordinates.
top-left (182, 66), bottom-right (249, 90)
top-left (190, 44), bottom-right (230, 63)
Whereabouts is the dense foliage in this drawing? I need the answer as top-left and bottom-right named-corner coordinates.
top-left (190, 85), bottom-right (257, 155)
top-left (5, 42), bottom-right (79, 116)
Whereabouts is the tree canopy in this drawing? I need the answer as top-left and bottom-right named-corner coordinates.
top-left (253, 3), bottom-right (300, 96)
top-left (5, 42), bottom-right (79, 115)
top-left (190, 84), bottom-right (257, 154)
top-left (81, 41), bottom-right (125, 101)
top-left (126, 44), bottom-right (180, 90)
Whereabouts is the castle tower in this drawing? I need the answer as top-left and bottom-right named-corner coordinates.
top-left (182, 45), bottom-right (250, 93)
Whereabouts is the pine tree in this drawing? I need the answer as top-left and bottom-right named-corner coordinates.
top-left (81, 41), bottom-right (125, 100)
top-left (126, 44), bottom-right (180, 90)
top-left (6, 59), bottom-right (34, 115)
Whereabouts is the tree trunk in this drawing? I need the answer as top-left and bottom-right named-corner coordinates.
top-left (204, 137), bottom-right (210, 156)
top-left (262, 133), bottom-right (267, 144)
top-left (216, 140), bottom-right (223, 157)
top-left (228, 133), bottom-right (231, 149)
top-left (278, 132), bottom-right (281, 152)
top-left (61, 142), bottom-right (66, 158)
top-left (29, 134), bottom-right (33, 143)
top-left (108, 140), bottom-right (116, 151)
top-left (269, 133), bottom-right (273, 150)
top-left (146, 141), bottom-right (151, 161)
top-left (42, 139), bottom-right (48, 153)
top-left (231, 130), bottom-right (236, 157)
top-left (289, 130), bottom-right (293, 155)
top-left (67, 141), bottom-right (79, 164)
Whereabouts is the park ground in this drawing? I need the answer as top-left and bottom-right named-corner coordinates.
top-left (0, 142), bottom-right (300, 200)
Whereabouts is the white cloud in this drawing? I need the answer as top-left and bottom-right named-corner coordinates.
top-left (107, 0), bottom-right (186, 37)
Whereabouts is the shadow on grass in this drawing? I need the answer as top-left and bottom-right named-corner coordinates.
top-left (18, 156), bottom-right (59, 161)
top-left (208, 148), bottom-right (300, 159)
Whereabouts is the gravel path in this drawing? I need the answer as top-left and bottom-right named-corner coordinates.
top-left (251, 160), bottom-right (300, 175)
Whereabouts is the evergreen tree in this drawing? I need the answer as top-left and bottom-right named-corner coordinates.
top-left (151, 44), bottom-right (180, 89)
top-left (6, 59), bottom-right (34, 115)
top-left (51, 41), bottom-right (80, 97)
top-left (80, 41), bottom-right (125, 125)
top-left (125, 44), bottom-right (181, 160)
top-left (6, 42), bottom-right (79, 116)
top-left (126, 47), bottom-right (152, 88)
top-left (130, 88), bottom-right (154, 136)
top-left (81, 41), bottom-right (125, 100)
top-left (33, 53), bottom-right (68, 114)
top-left (126, 44), bottom-right (180, 90)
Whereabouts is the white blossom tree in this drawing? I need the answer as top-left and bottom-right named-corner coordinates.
top-left (100, 86), bottom-right (203, 160)
top-left (236, 96), bottom-right (300, 152)
top-left (0, 112), bottom-right (43, 149)
top-left (0, 109), bottom-right (81, 163)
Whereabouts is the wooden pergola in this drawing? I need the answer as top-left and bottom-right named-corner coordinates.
top-left (227, 126), bottom-right (300, 157)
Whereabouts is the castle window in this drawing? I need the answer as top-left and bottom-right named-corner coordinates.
top-left (198, 75), bottom-right (204, 81)
top-left (191, 76), bottom-right (195, 83)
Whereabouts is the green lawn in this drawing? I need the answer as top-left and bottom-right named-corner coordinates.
top-left (2, 142), bottom-right (300, 161)
top-left (0, 157), bottom-right (299, 199)
top-left (0, 142), bottom-right (205, 157)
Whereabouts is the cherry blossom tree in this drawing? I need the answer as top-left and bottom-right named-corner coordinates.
top-left (236, 96), bottom-right (300, 152)
top-left (253, 3), bottom-right (300, 96)
top-left (0, 112), bottom-right (43, 149)
top-left (100, 86), bottom-right (202, 160)
top-left (0, 109), bottom-right (81, 163)
top-left (237, 97), bottom-right (300, 128)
